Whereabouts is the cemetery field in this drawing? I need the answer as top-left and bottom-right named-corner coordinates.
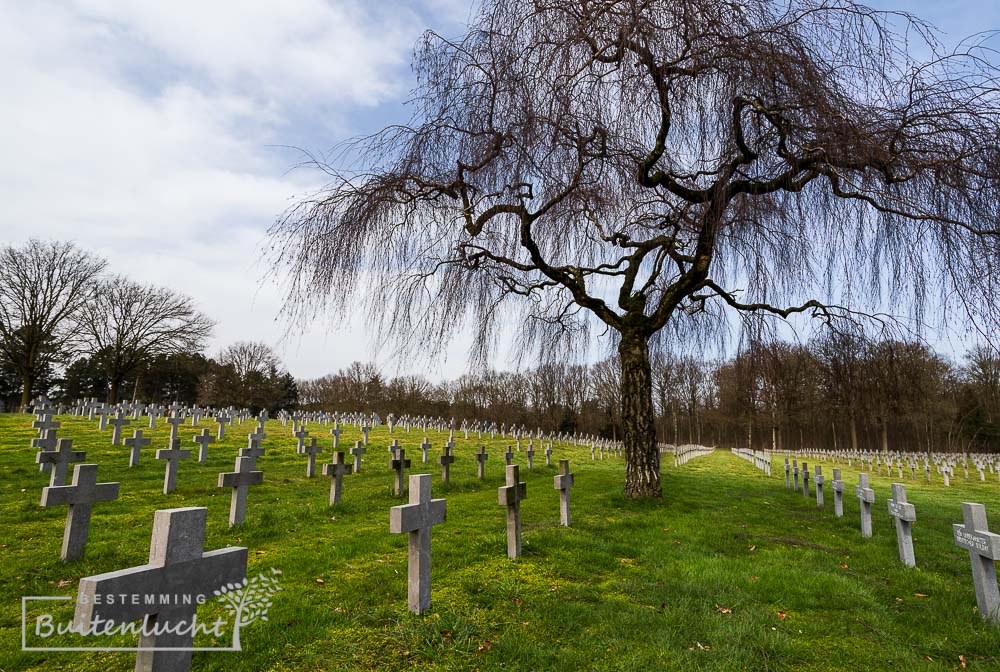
top-left (2, 415), bottom-right (1000, 671)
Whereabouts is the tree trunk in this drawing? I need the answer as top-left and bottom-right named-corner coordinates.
top-left (619, 333), bottom-right (661, 499)
top-left (20, 370), bottom-right (34, 407)
top-left (850, 416), bottom-right (858, 452)
top-left (109, 377), bottom-right (121, 405)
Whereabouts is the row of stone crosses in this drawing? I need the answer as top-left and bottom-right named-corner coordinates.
top-left (23, 399), bottom-right (584, 671)
top-left (732, 447), bottom-right (1000, 626)
top-left (777, 446), bottom-right (1000, 485)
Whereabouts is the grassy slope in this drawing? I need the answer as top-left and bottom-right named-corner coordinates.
top-left (1, 412), bottom-right (999, 671)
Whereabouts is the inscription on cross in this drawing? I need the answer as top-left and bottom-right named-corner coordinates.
top-left (953, 502), bottom-right (1000, 623)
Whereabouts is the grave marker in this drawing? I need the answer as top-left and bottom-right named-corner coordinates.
top-left (391, 449), bottom-right (412, 497)
top-left (887, 483), bottom-right (917, 567)
top-left (155, 439), bottom-right (191, 494)
top-left (553, 459), bottom-right (573, 526)
top-left (36, 438), bottom-right (85, 487)
top-left (218, 456), bottom-right (264, 526)
top-left (389, 473), bottom-right (446, 614)
top-left (124, 429), bottom-right (152, 467)
top-left (856, 473), bottom-right (875, 538)
top-left (193, 428), bottom-right (215, 463)
top-left (73, 507), bottom-right (247, 672)
top-left (498, 464), bottom-right (527, 558)
top-left (40, 463), bottom-right (120, 561)
top-left (322, 452), bottom-right (352, 505)
top-left (953, 502), bottom-right (1000, 623)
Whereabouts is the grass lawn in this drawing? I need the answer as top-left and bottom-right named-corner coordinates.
top-left (2, 412), bottom-right (999, 671)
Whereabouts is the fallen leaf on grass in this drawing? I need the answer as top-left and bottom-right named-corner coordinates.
top-left (315, 578), bottom-right (326, 584)
top-left (751, 576), bottom-right (759, 583)
top-left (513, 598), bottom-right (522, 607)
top-left (255, 550), bottom-right (267, 555)
top-left (960, 654), bottom-right (967, 668)
top-left (550, 585), bottom-right (559, 592)
top-left (673, 540), bottom-right (681, 545)
top-left (476, 640), bottom-right (493, 653)
top-left (57, 579), bottom-right (72, 588)
top-left (692, 642), bottom-right (712, 651)
top-left (748, 545), bottom-right (757, 552)
top-left (715, 604), bottom-right (732, 614)
top-left (839, 563), bottom-right (849, 569)
top-left (913, 593), bottom-right (928, 598)
top-left (777, 611), bottom-right (787, 620)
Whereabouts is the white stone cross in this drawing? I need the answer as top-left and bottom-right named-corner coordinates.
top-left (389, 473), bottom-right (446, 614)
top-left (218, 456), bottom-right (263, 526)
top-left (40, 463), bottom-right (119, 561)
top-left (438, 445), bottom-right (456, 483)
top-left (813, 465), bottom-right (825, 507)
top-left (856, 473), bottom-right (875, 538)
top-left (475, 446), bottom-right (489, 480)
top-left (498, 464), bottom-right (527, 558)
top-left (73, 507), bottom-right (247, 672)
top-left (351, 441), bottom-right (367, 473)
top-left (420, 438), bottom-right (431, 463)
top-left (553, 459), bottom-right (573, 526)
top-left (36, 438), bottom-right (85, 487)
top-left (156, 439), bottom-right (191, 494)
top-left (193, 428), bottom-right (215, 463)
top-left (953, 502), bottom-right (1000, 623)
top-left (124, 429), bottom-right (152, 467)
top-left (322, 451), bottom-right (352, 505)
top-left (887, 482), bottom-right (917, 567)
top-left (303, 438), bottom-right (322, 477)
top-left (391, 449), bottom-right (412, 497)
top-left (109, 411), bottom-right (132, 446)
top-left (831, 468), bottom-right (845, 517)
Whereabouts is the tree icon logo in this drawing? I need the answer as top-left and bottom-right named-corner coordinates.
top-left (212, 568), bottom-right (282, 650)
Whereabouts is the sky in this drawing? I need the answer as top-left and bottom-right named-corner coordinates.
top-left (1, 0), bottom-right (998, 381)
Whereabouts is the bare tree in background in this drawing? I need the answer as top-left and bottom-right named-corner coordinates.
top-left (270, 0), bottom-right (1000, 497)
top-left (0, 240), bottom-right (107, 405)
top-left (78, 276), bottom-right (214, 404)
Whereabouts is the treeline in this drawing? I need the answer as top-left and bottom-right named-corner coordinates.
top-left (0, 240), bottom-right (296, 413)
top-left (299, 335), bottom-right (1000, 453)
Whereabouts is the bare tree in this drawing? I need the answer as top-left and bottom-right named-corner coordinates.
top-left (270, 0), bottom-right (1000, 497)
top-left (0, 240), bottom-right (107, 405)
top-left (77, 276), bottom-right (214, 404)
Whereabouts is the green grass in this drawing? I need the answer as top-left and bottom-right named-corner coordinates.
top-left (1, 412), bottom-right (999, 671)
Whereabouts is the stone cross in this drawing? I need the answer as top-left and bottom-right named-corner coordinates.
top-left (164, 415), bottom-right (185, 445)
top-left (362, 425), bottom-right (371, 446)
top-left (218, 456), bottom-right (264, 526)
top-left (330, 425), bottom-right (343, 449)
top-left (96, 405), bottom-right (111, 430)
top-left (801, 462), bottom-right (810, 497)
top-left (73, 507), bottom-right (247, 672)
top-left (831, 468), bottom-right (845, 516)
top-left (544, 444), bottom-right (552, 467)
top-left (526, 444), bottom-right (535, 470)
top-left (215, 415), bottom-right (227, 440)
top-left (322, 451), bottom-right (352, 505)
top-left (124, 429), bottom-right (152, 467)
top-left (193, 428), bottom-right (216, 463)
top-left (37, 438), bottom-right (85, 487)
top-left (887, 483), bottom-right (917, 567)
top-left (239, 439), bottom-right (266, 469)
top-left (504, 446), bottom-right (514, 465)
top-left (792, 460), bottom-right (799, 491)
top-left (856, 473), bottom-right (875, 538)
top-left (40, 463), bottom-right (119, 561)
top-left (420, 438), bottom-right (432, 463)
top-left (784, 457), bottom-right (791, 489)
top-left (351, 440), bottom-right (367, 473)
top-left (954, 502), bottom-right (1000, 623)
top-left (814, 465), bottom-right (825, 507)
top-left (389, 473), bottom-right (446, 614)
top-left (498, 464), bottom-right (527, 558)
top-left (155, 439), bottom-right (191, 494)
top-left (391, 449), bottom-right (412, 497)
top-left (294, 428), bottom-right (309, 454)
top-left (303, 438), bottom-right (323, 477)
top-left (32, 428), bottom-right (59, 473)
top-left (475, 446), bottom-right (489, 480)
top-left (109, 411), bottom-right (131, 446)
top-left (553, 459), bottom-right (573, 527)
top-left (438, 445), bottom-right (456, 484)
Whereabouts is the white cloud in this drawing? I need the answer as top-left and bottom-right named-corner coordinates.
top-left (0, 0), bottom-right (470, 380)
